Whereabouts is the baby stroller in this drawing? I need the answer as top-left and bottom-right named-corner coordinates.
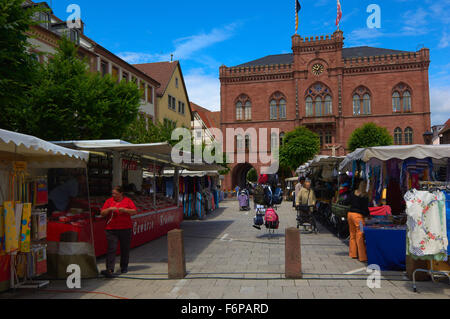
top-left (296, 204), bottom-right (318, 233)
top-left (238, 188), bottom-right (250, 211)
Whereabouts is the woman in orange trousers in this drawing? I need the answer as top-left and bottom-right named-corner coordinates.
top-left (345, 180), bottom-right (370, 262)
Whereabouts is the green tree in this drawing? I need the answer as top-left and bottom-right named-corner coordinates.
top-left (123, 118), bottom-right (230, 174)
top-left (246, 168), bottom-right (257, 183)
top-left (0, 0), bottom-right (45, 130)
top-left (279, 126), bottom-right (320, 171)
top-left (123, 115), bottom-right (178, 145)
top-left (22, 37), bottom-right (141, 140)
top-left (348, 122), bottom-right (393, 152)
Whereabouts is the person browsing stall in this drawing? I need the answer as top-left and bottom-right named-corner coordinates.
top-left (293, 177), bottom-right (305, 208)
top-left (48, 176), bottom-right (85, 214)
top-left (100, 186), bottom-right (137, 278)
top-left (344, 180), bottom-right (370, 263)
top-left (295, 179), bottom-right (316, 211)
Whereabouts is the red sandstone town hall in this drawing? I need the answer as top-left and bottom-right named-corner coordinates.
top-left (219, 30), bottom-right (431, 189)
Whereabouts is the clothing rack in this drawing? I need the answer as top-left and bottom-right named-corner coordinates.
top-left (419, 181), bottom-right (450, 190)
top-left (2, 168), bottom-right (49, 290)
top-left (410, 183), bottom-right (450, 292)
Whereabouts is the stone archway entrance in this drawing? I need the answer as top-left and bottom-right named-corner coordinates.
top-left (231, 163), bottom-right (254, 189)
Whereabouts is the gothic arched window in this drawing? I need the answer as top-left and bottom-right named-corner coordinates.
top-left (269, 92), bottom-right (287, 120)
top-left (404, 127), bottom-right (413, 145)
top-left (394, 128), bottom-right (402, 145)
top-left (403, 91), bottom-right (411, 112)
top-left (392, 92), bottom-right (401, 113)
top-left (392, 83), bottom-right (412, 113)
top-left (271, 132), bottom-right (278, 151)
top-left (236, 102), bottom-right (243, 120)
top-left (306, 96), bottom-right (313, 117)
top-left (352, 86), bottom-right (371, 116)
top-left (235, 94), bottom-right (251, 120)
top-left (353, 94), bottom-right (361, 116)
top-left (270, 100), bottom-right (277, 120)
top-left (305, 83), bottom-right (332, 117)
top-left (324, 95), bottom-right (332, 115)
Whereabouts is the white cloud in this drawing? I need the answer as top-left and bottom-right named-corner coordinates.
top-left (118, 23), bottom-right (239, 65)
top-left (430, 87), bottom-right (450, 125)
top-left (184, 70), bottom-right (221, 111)
top-left (345, 28), bottom-right (384, 47)
top-left (118, 52), bottom-right (156, 64)
top-left (402, 7), bottom-right (428, 29)
top-left (172, 23), bottom-right (238, 60)
top-left (438, 31), bottom-right (450, 48)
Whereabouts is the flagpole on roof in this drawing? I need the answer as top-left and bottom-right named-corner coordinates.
top-left (295, 0), bottom-right (301, 35)
top-left (336, 0), bottom-right (342, 31)
top-left (295, 0), bottom-right (297, 34)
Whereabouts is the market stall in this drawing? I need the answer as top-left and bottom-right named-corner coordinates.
top-left (51, 140), bottom-right (222, 257)
top-left (161, 169), bottom-right (221, 220)
top-left (284, 177), bottom-right (298, 202)
top-left (0, 129), bottom-right (91, 291)
top-left (301, 156), bottom-right (349, 238)
top-left (339, 144), bottom-right (450, 273)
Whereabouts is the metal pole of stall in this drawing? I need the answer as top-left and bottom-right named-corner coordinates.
top-left (175, 167), bottom-right (179, 207)
top-left (153, 160), bottom-right (156, 209)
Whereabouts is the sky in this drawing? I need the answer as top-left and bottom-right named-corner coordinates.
top-left (49, 0), bottom-right (450, 126)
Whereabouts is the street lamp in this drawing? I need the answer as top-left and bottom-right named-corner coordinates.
top-left (422, 131), bottom-right (433, 145)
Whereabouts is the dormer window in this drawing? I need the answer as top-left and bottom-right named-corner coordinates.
top-left (51, 22), bottom-right (80, 45)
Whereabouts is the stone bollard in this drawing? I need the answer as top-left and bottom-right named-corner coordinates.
top-left (285, 227), bottom-right (302, 279)
top-left (168, 229), bottom-right (186, 279)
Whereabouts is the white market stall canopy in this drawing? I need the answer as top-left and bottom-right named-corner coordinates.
top-left (152, 169), bottom-right (220, 178)
top-left (0, 129), bottom-right (89, 168)
top-left (54, 140), bottom-right (224, 171)
top-left (309, 155), bottom-right (345, 168)
top-left (339, 144), bottom-right (450, 171)
top-left (296, 155), bottom-right (344, 173)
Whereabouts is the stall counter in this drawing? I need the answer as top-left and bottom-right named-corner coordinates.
top-left (48, 205), bottom-right (183, 257)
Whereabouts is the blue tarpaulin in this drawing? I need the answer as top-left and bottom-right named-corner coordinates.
top-left (363, 227), bottom-right (407, 271)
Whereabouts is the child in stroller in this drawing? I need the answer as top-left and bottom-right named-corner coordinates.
top-left (238, 188), bottom-right (251, 211)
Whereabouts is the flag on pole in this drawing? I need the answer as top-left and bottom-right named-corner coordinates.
top-left (295, 0), bottom-right (301, 33)
top-left (336, 0), bottom-right (342, 29)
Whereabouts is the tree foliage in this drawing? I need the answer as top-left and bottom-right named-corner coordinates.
top-left (347, 122), bottom-right (393, 152)
top-left (246, 168), bottom-right (257, 183)
top-left (122, 115), bottom-right (179, 145)
top-left (279, 126), bottom-right (320, 171)
top-left (0, 0), bottom-right (44, 130)
top-left (19, 37), bottom-right (141, 140)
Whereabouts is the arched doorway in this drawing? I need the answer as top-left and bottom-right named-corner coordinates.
top-left (232, 163), bottom-right (255, 189)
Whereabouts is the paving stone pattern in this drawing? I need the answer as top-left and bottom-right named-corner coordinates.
top-left (2, 200), bottom-right (449, 299)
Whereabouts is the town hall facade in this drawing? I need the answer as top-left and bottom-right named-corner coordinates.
top-left (219, 31), bottom-right (431, 189)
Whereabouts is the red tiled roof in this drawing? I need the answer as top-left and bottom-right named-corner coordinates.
top-left (209, 111), bottom-right (221, 128)
top-left (133, 61), bottom-right (179, 97)
top-left (441, 118), bottom-right (450, 134)
top-left (190, 102), bottom-right (220, 129)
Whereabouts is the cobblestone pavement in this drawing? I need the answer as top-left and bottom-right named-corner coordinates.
top-left (2, 199), bottom-right (450, 299)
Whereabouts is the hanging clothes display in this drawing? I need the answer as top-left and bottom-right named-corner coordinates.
top-left (445, 191), bottom-right (450, 255)
top-left (404, 189), bottom-right (448, 261)
top-left (387, 180), bottom-right (405, 215)
top-left (19, 203), bottom-right (32, 253)
top-left (3, 201), bottom-right (18, 253)
top-left (35, 179), bottom-right (48, 206)
top-left (0, 205), bottom-right (4, 254)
